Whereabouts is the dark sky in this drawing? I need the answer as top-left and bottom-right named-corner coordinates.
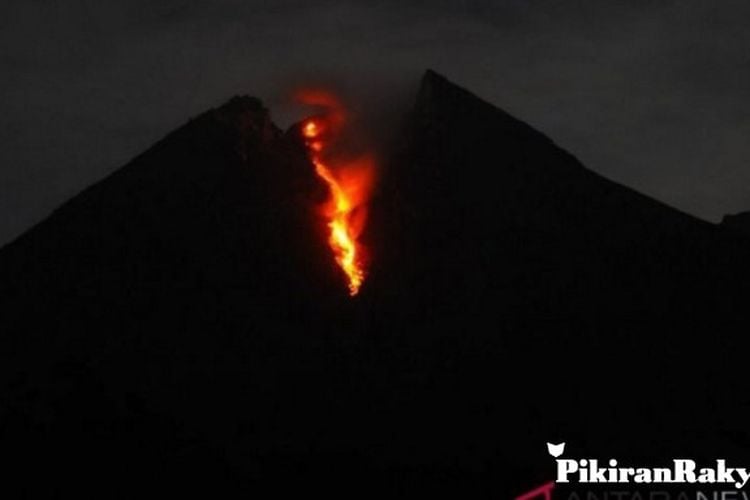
top-left (1, 0), bottom-right (749, 246)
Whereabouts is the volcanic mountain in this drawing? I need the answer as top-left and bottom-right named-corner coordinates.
top-left (2, 70), bottom-right (750, 498)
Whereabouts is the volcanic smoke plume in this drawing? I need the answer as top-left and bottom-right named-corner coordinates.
top-left (296, 90), bottom-right (375, 296)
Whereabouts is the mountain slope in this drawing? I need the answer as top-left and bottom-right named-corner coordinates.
top-left (362, 70), bottom-right (750, 487)
top-left (0, 95), bottom-right (352, 496)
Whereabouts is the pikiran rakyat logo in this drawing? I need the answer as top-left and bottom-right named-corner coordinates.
top-left (549, 443), bottom-right (750, 488)
top-left (515, 443), bottom-right (750, 500)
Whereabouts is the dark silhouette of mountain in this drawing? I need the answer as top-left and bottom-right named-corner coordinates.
top-left (721, 211), bottom-right (750, 236)
top-left (2, 71), bottom-right (750, 498)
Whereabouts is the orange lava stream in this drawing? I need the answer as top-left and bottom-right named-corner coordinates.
top-left (302, 119), bottom-right (366, 296)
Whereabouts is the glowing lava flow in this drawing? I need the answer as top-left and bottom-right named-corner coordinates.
top-left (301, 118), bottom-right (369, 296)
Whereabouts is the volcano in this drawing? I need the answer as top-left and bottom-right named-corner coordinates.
top-left (2, 70), bottom-right (750, 498)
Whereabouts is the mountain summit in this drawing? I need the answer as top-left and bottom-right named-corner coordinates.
top-left (2, 70), bottom-right (750, 498)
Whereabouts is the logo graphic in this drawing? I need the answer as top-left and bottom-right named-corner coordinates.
top-left (551, 443), bottom-right (750, 489)
top-left (547, 442), bottom-right (566, 458)
top-left (515, 481), bottom-right (555, 500)
top-left (518, 443), bottom-right (750, 500)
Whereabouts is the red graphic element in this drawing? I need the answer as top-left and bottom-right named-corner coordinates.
top-left (515, 481), bottom-right (555, 500)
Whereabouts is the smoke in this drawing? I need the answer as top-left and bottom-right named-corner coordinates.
top-left (277, 72), bottom-right (418, 152)
top-left (285, 76), bottom-right (416, 197)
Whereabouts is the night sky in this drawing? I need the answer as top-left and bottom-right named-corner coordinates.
top-left (1, 0), bottom-right (749, 246)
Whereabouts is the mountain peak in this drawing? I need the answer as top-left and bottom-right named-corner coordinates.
top-left (220, 94), bottom-right (264, 111)
top-left (413, 69), bottom-right (557, 152)
top-left (210, 95), bottom-right (281, 147)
